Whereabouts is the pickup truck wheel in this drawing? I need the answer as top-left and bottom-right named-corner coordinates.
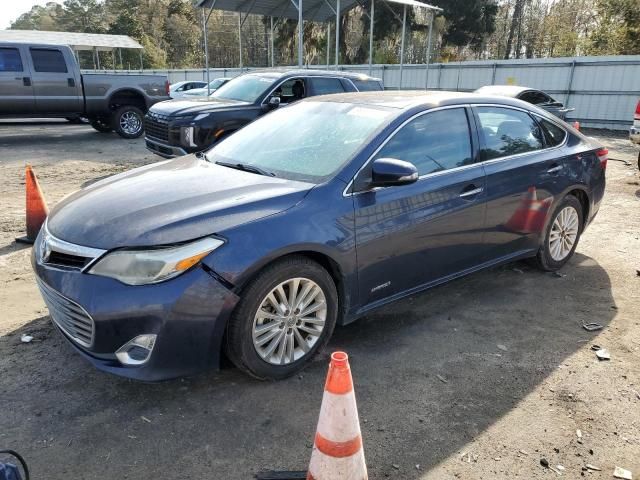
top-left (113, 106), bottom-right (144, 139)
top-left (89, 118), bottom-right (113, 133)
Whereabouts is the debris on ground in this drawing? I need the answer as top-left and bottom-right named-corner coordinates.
top-left (613, 467), bottom-right (633, 479)
top-left (576, 429), bottom-right (582, 439)
top-left (540, 458), bottom-right (550, 468)
top-left (20, 334), bottom-right (33, 343)
top-left (436, 374), bottom-right (448, 384)
top-left (513, 267), bottom-right (524, 274)
top-left (595, 348), bottom-right (611, 361)
top-left (583, 322), bottom-right (604, 332)
top-left (497, 344), bottom-right (508, 351)
top-left (552, 272), bottom-right (566, 278)
top-left (140, 416), bottom-right (152, 423)
top-left (585, 464), bottom-right (601, 471)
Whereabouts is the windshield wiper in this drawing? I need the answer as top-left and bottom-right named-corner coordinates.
top-left (215, 160), bottom-right (276, 177)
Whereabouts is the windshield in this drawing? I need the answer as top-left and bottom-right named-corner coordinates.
top-left (211, 75), bottom-right (276, 103)
top-left (206, 101), bottom-right (393, 183)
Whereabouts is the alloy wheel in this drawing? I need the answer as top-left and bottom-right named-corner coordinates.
top-left (548, 206), bottom-right (579, 261)
top-left (252, 277), bottom-right (327, 365)
top-left (119, 111), bottom-right (142, 135)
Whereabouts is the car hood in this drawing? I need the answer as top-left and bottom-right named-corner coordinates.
top-left (47, 155), bottom-right (313, 249)
top-left (149, 97), bottom-right (252, 116)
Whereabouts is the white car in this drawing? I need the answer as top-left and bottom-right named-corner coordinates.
top-left (183, 78), bottom-right (232, 97)
top-left (169, 81), bottom-right (208, 99)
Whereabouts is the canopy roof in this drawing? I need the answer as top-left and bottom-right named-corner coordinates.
top-left (197, 0), bottom-right (439, 23)
top-left (0, 30), bottom-right (143, 51)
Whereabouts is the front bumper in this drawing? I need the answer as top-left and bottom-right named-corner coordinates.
top-left (145, 136), bottom-right (188, 159)
top-left (630, 125), bottom-right (640, 145)
top-left (32, 247), bottom-right (239, 381)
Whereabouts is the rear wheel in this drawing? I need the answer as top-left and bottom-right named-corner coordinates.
top-left (112, 105), bottom-right (145, 139)
top-left (533, 195), bottom-right (583, 271)
top-left (89, 118), bottom-right (112, 133)
top-left (226, 256), bottom-right (338, 380)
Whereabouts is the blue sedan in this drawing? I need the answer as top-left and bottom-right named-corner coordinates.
top-left (32, 91), bottom-right (607, 381)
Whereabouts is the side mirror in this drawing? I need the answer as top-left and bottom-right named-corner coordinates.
top-left (267, 96), bottom-right (281, 109)
top-left (370, 158), bottom-right (418, 188)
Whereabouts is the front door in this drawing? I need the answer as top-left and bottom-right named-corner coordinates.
top-left (28, 47), bottom-right (82, 114)
top-left (0, 46), bottom-right (35, 114)
top-left (352, 107), bottom-right (488, 307)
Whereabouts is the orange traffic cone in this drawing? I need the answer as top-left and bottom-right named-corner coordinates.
top-left (307, 352), bottom-right (367, 480)
top-left (15, 165), bottom-right (49, 244)
top-left (505, 186), bottom-right (552, 234)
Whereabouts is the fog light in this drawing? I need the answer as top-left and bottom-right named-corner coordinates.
top-left (180, 126), bottom-right (196, 147)
top-left (115, 334), bottom-right (157, 366)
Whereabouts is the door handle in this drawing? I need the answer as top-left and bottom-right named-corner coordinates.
top-left (459, 186), bottom-right (483, 198)
top-left (68, 78), bottom-right (75, 87)
top-left (22, 77), bottom-right (31, 87)
top-left (547, 165), bottom-right (563, 174)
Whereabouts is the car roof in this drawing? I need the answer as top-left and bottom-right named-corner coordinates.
top-left (474, 85), bottom-right (534, 97)
top-left (305, 90), bottom-right (547, 111)
top-left (243, 69), bottom-right (382, 82)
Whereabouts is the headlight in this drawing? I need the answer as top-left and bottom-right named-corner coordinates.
top-left (88, 237), bottom-right (223, 285)
top-left (180, 126), bottom-right (196, 147)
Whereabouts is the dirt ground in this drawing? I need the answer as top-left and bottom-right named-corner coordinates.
top-left (0, 120), bottom-right (639, 480)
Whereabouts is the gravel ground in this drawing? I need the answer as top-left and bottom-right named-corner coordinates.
top-left (0, 120), bottom-right (638, 479)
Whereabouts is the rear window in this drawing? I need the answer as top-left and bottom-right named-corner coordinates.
top-left (30, 48), bottom-right (68, 73)
top-left (352, 79), bottom-right (383, 91)
top-left (0, 48), bottom-right (23, 72)
top-left (538, 117), bottom-right (567, 147)
top-left (309, 77), bottom-right (345, 95)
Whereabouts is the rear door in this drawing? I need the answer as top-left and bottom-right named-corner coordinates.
top-left (352, 106), bottom-right (487, 306)
top-left (307, 77), bottom-right (346, 97)
top-left (28, 47), bottom-right (82, 114)
top-left (474, 105), bottom-right (564, 260)
top-left (0, 45), bottom-right (35, 114)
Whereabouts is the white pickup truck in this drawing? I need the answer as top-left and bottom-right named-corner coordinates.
top-left (0, 42), bottom-right (170, 138)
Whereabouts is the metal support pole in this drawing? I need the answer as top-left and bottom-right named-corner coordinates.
top-left (112, 49), bottom-right (116, 71)
top-left (326, 23), bottom-right (331, 67)
top-left (425, 11), bottom-right (433, 90)
top-left (118, 48), bottom-right (123, 70)
top-left (92, 47), bottom-right (97, 70)
top-left (399, 4), bottom-right (406, 90)
top-left (335, 0), bottom-right (340, 67)
top-left (270, 16), bottom-right (275, 67)
top-left (491, 62), bottom-right (497, 84)
top-left (138, 50), bottom-right (143, 71)
top-left (203, 9), bottom-right (211, 94)
top-left (96, 49), bottom-right (101, 69)
top-left (238, 12), bottom-right (243, 71)
top-left (565, 59), bottom-right (576, 109)
top-left (298, 0), bottom-right (303, 67)
top-left (368, 0), bottom-right (374, 76)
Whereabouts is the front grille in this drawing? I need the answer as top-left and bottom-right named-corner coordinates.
top-left (37, 279), bottom-right (95, 348)
top-left (144, 113), bottom-right (170, 141)
top-left (47, 251), bottom-right (91, 269)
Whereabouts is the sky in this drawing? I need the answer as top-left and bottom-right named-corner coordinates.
top-left (0, 0), bottom-right (61, 29)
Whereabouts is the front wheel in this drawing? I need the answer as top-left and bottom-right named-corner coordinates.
top-left (112, 105), bottom-right (145, 139)
top-left (533, 195), bottom-right (583, 271)
top-left (226, 256), bottom-right (338, 380)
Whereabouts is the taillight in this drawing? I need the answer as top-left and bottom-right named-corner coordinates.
top-left (596, 148), bottom-right (608, 170)
top-left (635, 100), bottom-right (640, 120)
top-left (165, 80), bottom-right (170, 96)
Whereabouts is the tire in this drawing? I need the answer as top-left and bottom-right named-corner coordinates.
top-left (112, 105), bottom-right (145, 139)
top-left (533, 195), bottom-right (584, 271)
top-left (226, 255), bottom-right (338, 380)
top-left (89, 118), bottom-right (112, 133)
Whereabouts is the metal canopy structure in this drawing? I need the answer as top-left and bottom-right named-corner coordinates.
top-left (0, 30), bottom-right (144, 70)
top-left (197, 0), bottom-right (441, 90)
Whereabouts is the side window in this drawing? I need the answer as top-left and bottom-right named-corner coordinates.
top-left (309, 77), bottom-right (345, 95)
top-left (375, 108), bottom-right (473, 176)
top-left (30, 48), bottom-right (67, 73)
top-left (538, 117), bottom-right (567, 147)
top-left (273, 78), bottom-right (306, 103)
top-left (476, 106), bottom-right (544, 161)
top-left (352, 79), bottom-right (383, 91)
top-left (0, 48), bottom-right (23, 72)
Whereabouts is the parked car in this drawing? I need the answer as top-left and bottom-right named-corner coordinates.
top-left (0, 42), bottom-right (170, 138)
top-left (169, 80), bottom-right (207, 99)
top-left (33, 91), bottom-right (607, 381)
top-left (183, 77), bottom-right (232, 97)
top-left (629, 99), bottom-right (640, 169)
top-left (475, 85), bottom-right (574, 120)
top-left (144, 70), bottom-right (384, 158)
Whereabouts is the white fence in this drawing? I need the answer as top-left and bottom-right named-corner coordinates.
top-left (89, 55), bottom-right (640, 130)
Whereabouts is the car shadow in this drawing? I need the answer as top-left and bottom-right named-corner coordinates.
top-left (0, 253), bottom-right (615, 479)
top-left (0, 240), bottom-right (31, 258)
